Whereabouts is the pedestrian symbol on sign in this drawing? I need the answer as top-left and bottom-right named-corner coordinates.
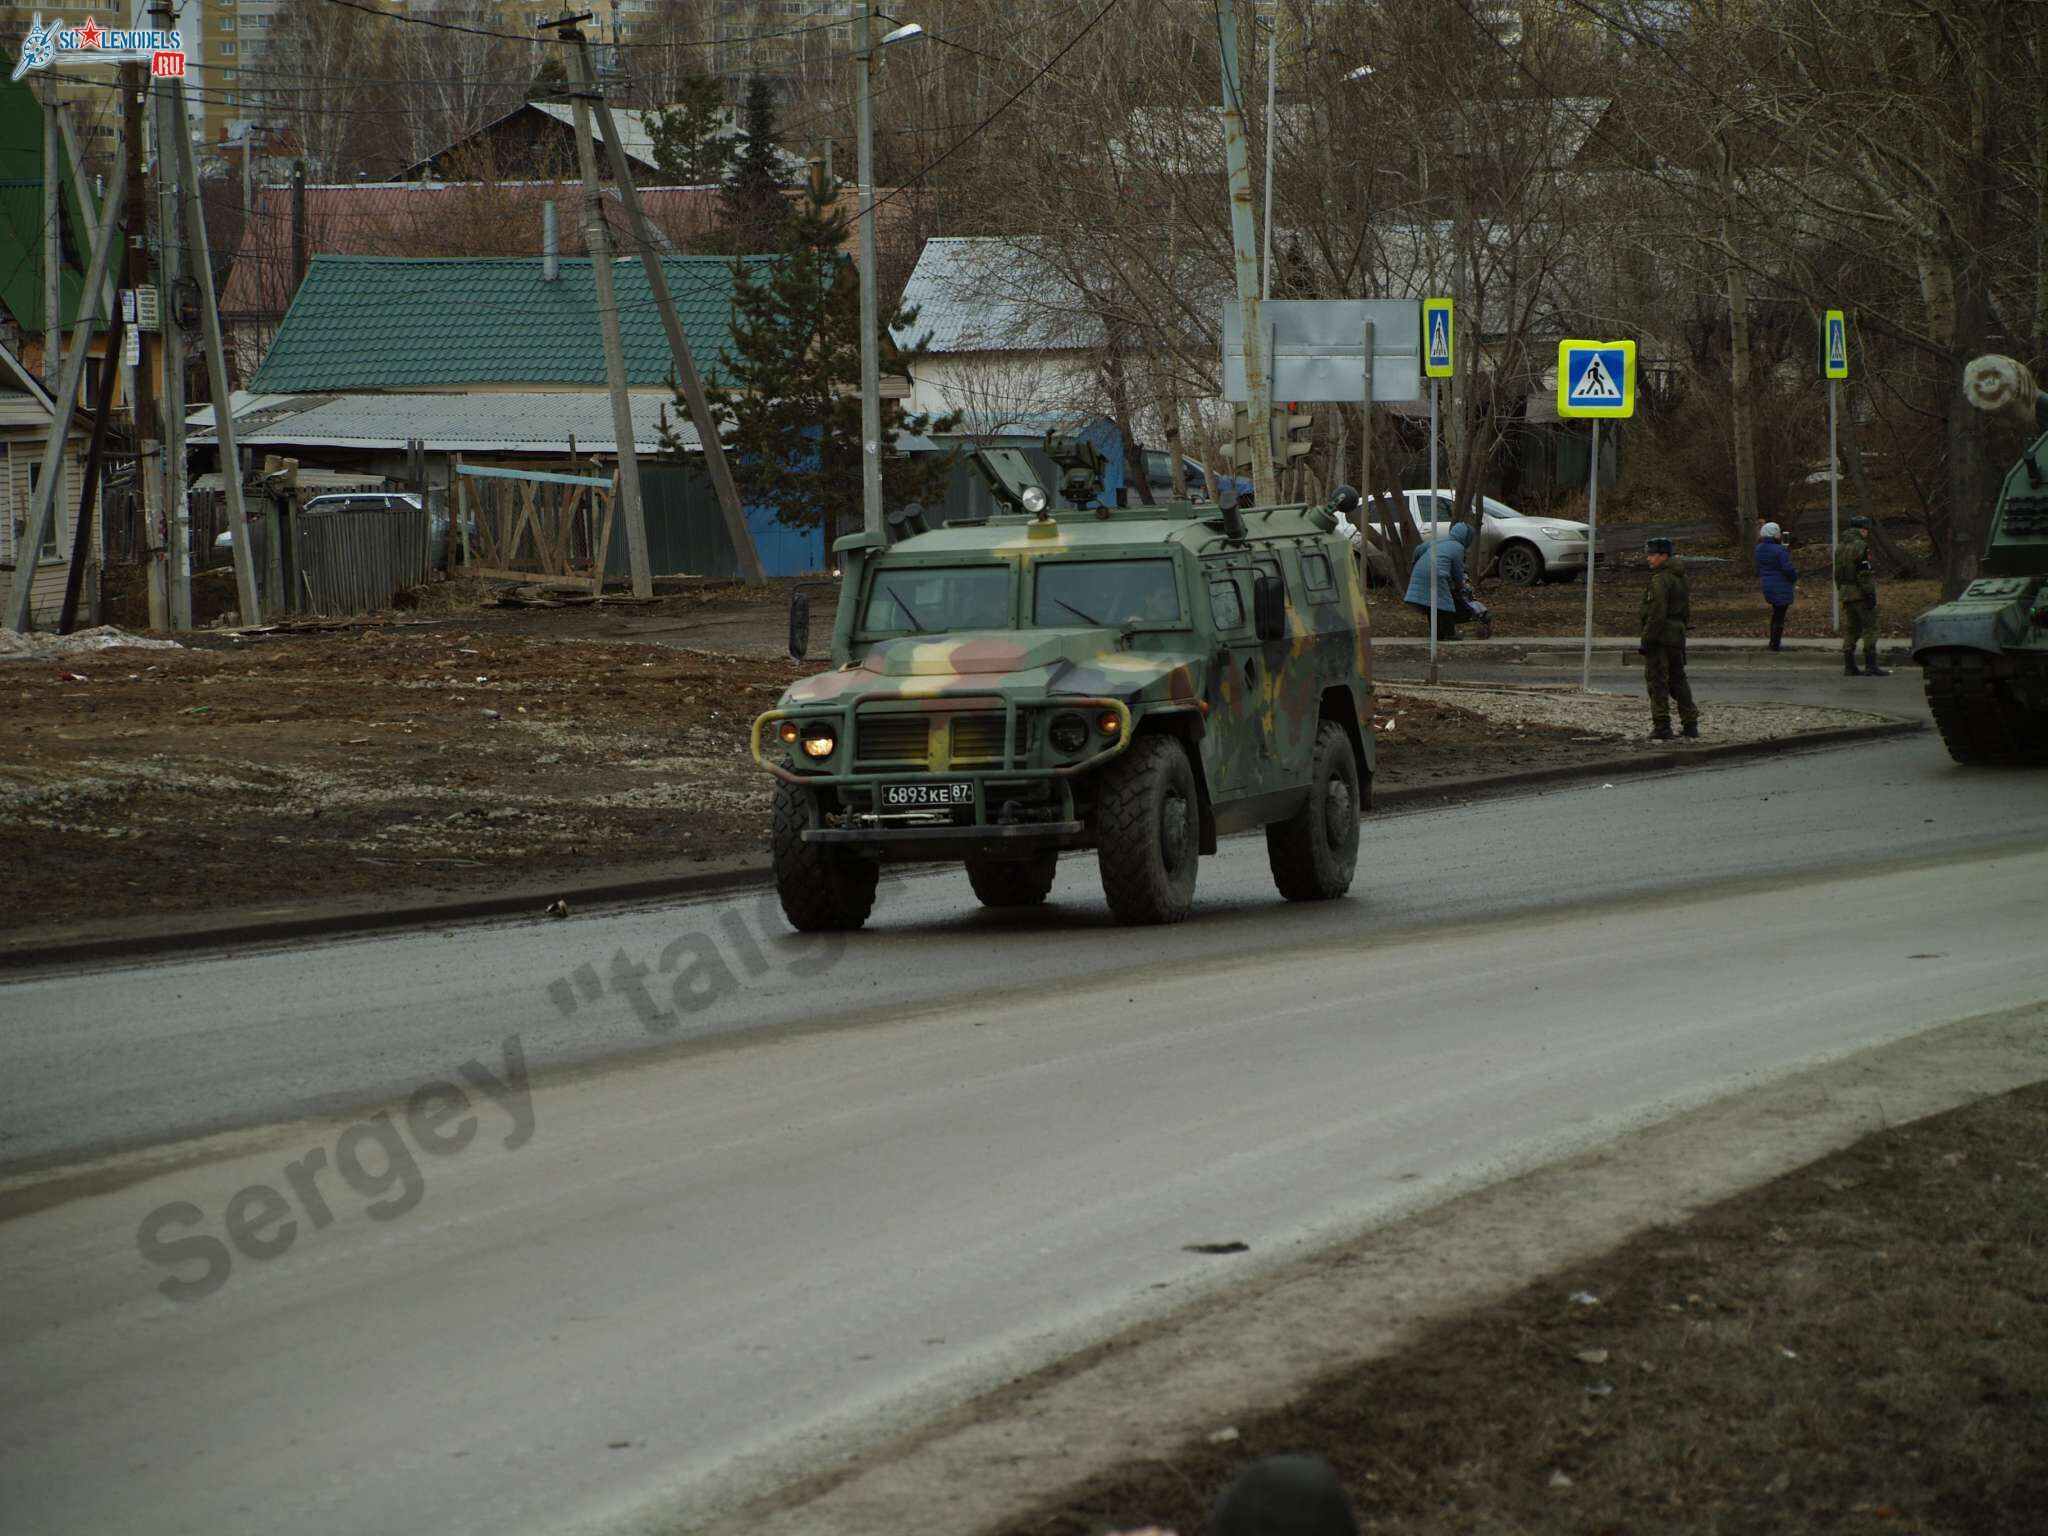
top-left (1823, 308), bottom-right (1849, 380)
top-left (1556, 339), bottom-right (1636, 419)
top-left (1569, 354), bottom-right (1622, 403)
top-left (1423, 297), bottom-right (1453, 379)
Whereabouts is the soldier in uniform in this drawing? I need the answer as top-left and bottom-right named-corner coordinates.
top-left (1640, 537), bottom-right (1699, 741)
top-left (1833, 514), bottom-right (1890, 675)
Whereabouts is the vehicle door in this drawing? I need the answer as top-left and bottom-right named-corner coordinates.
top-left (1201, 557), bottom-right (1268, 797)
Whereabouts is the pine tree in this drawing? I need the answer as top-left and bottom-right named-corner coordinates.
top-left (718, 76), bottom-right (790, 251)
top-left (646, 74), bottom-right (734, 186)
top-left (666, 189), bottom-right (955, 541)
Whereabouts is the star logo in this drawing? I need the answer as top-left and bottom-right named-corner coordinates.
top-left (77, 16), bottom-right (103, 47)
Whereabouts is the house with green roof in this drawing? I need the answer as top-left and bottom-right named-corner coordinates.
top-left (248, 254), bottom-right (791, 395)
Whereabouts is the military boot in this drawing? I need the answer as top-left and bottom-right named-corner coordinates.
top-left (1682, 722), bottom-right (1700, 739)
top-left (1862, 651), bottom-right (1891, 677)
top-left (1844, 654), bottom-right (1863, 676)
top-left (1650, 723), bottom-right (1674, 741)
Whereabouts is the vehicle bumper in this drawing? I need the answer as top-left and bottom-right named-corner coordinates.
top-left (752, 694), bottom-right (1139, 855)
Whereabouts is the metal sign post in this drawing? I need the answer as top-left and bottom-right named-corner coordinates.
top-left (1423, 299), bottom-right (1453, 683)
top-left (1556, 339), bottom-right (1638, 691)
top-left (1823, 308), bottom-right (1849, 633)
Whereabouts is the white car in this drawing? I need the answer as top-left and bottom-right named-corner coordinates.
top-left (1339, 490), bottom-right (1595, 585)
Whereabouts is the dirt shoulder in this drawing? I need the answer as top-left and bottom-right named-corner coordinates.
top-left (1002, 1073), bottom-right (2048, 1536)
top-left (1, 621), bottom-right (1893, 942)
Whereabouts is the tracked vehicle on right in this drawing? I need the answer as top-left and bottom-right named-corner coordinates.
top-left (1911, 355), bottom-right (2048, 764)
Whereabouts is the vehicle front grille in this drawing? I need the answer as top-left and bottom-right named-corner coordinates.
top-left (949, 713), bottom-right (1009, 765)
top-left (855, 714), bottom-right (931, 767)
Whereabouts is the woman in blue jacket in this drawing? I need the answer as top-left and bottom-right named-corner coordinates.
top-left (1756, 521), bottom-right (1798, 650)
top-left (1404, 521), bottom-right (1476, 640)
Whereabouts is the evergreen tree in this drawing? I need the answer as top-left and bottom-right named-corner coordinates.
top-left (646, 74), bottom-right (734, 186)
top-left (662, 189), bottom-right (955, 542)
top-left (719, 76), bottom-right (790, 251)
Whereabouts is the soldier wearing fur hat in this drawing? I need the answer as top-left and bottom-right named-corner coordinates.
top-left (1640, 538), bottom-right (1699, 741)
top-left (1832, 515), bottom-right (1890, 675)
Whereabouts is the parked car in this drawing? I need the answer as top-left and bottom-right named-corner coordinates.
top-left (1336, 490), bottom-right (1594, 585)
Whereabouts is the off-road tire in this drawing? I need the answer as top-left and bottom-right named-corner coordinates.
top-left (966, 851), bottom-right (1058, 908)
top-left (1266, 721), bottom-right (1361, 901)
top-left (1497, 541), bottom-right (1545, 586)
top-left (1095, 735), bottom-right (1200, 925)
top-left (771, 780), bottom-right (879, 931)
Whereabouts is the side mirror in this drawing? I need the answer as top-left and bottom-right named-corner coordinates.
top-left (1253, 573), bottom-right (1286, 643)
top-left (788, 589), bottom-right (811, 661)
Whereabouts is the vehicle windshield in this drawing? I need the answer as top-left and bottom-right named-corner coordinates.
top-left (1033, 559), bottom-right (1183, 628)
top-left (862, 564), bottom-right (1012, 635)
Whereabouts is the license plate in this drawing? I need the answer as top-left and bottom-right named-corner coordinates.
top-left (882, 781), bottom-right (973, 809)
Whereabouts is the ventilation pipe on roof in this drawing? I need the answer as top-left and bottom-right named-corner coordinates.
top-left (542, 201), bottom-right (559, 283)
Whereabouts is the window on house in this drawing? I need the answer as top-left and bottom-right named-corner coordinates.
top-left (224, 69), bottom-right (238, 80)
top-left (220, 41), bottom-right (236, 54)
top-left (17, 462), bottom-right (62, 561)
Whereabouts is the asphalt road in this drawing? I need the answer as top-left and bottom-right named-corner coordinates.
top-left (4, 724), bottom-right (2046, 1535)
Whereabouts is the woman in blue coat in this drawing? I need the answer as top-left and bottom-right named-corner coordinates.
top-left (1404, 521), bottom-right (1475, 640)
top-left (1756, 521), bottom-right (1798, 650)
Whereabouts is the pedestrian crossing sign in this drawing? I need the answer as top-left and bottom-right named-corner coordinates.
top-left (1557, 339), bottom-right (1636, 419)
top-left (1823, 309), bottom-right (1849, 380)
top-left (1423, 298), bottom-right (1454, 378)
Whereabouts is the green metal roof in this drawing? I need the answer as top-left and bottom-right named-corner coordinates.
top-left (0, 65), bottom-right (101, 333)
top-left (249, 254), bottom-right (792, 393)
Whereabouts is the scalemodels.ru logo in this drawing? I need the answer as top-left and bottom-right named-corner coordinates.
top-left (10, 13), bottom-right (187, 80)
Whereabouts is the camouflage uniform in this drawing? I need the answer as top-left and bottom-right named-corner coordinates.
top-left (1641, 556), bottom-right (1698, 734)
top-left (1834, 531), bottom-right (1880, 668)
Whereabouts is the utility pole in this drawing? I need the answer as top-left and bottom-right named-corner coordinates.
top-left (5, 143), bottom-right (126, 633)
top-left (120, 65), bottom-right (164, 629)
top-left (169, 71), bottom-right (262, 625)
top-left (558, 15), bottom-right (653, 598)
top-left (242, 128), bottom-right (254, 219)
top-left (1215, 0), bottom-right (1275, 503)
top-left (855, 0), bottom-right (885, 540)
top-left (576, 30), bottom-right (764, 584)
top-left (291, 158), bottom-right (306, 291)
top-left (152, 6), bottom-right (191, 629)
top-left (43, 78), bottom-right (63, 395)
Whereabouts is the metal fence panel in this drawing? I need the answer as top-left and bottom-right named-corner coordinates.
top-left (299, 506), bottom-right (434, 615)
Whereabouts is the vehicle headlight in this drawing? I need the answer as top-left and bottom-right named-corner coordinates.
top-left (1541, 526), bottom-right (1581, 539)
top-left (1048, 712), bottom-right (1089, 754)
top-left (777, 720), bottom-right (800, 745)
top-left (1021, 486), bottom-right (1050, 515)
top-left (1096, 710), bottom-right (1122, 736)
top-left (800, 725), bottom-right (837, 759)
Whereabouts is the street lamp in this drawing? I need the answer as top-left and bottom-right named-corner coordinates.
top-left (856, 5), bottom-right (925, 542)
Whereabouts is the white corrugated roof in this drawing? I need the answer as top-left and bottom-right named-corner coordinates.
top-left (186, 391), bottom-right (703, 454)
top-left (892, 238), bottom-right (1104, 355)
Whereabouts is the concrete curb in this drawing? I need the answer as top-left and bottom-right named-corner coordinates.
top-left (0, 720), bottom-right (1924, 974)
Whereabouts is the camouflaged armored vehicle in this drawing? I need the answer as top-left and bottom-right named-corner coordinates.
top-left (751, 444), bottom-right (1376, 929)
top-left (1912, 355), bottom-right (2048, 764)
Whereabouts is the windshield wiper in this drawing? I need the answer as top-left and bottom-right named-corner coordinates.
top-left (1051, 596), bottom-right (1106, 627)
top-left (880, 583), bottom-right (928, 633)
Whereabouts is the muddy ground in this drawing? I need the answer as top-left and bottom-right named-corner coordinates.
top-left (1002, 1080), bottom-right (2048, 1536)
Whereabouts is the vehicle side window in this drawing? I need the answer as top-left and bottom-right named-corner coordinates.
top-left (1301, 551), bottom-right (1334, 596)
top-left (1208, 574), bottom-right (1246, 630)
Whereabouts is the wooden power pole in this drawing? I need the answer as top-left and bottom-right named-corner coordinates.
top-left (577, 33), bottom-right (765, 585)
top-left (558, 18), bottom-right (653, 598)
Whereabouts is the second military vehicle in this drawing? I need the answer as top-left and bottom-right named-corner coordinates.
top-left (1911, 355), bottom-right (2048, 764)
top-left (751, 444), bottom-right (1376, 929)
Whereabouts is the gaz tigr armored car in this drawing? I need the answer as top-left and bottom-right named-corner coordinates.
top-left (1912, 355), bottom-right (2048, 764)
top-left (751, 445), bottom-right (1376, 929)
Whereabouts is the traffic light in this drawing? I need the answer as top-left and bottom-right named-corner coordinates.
top-left (1274, 404), bottom-right (1314, 464)
top-left (1229, 405), bottom-right (1258, 472)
